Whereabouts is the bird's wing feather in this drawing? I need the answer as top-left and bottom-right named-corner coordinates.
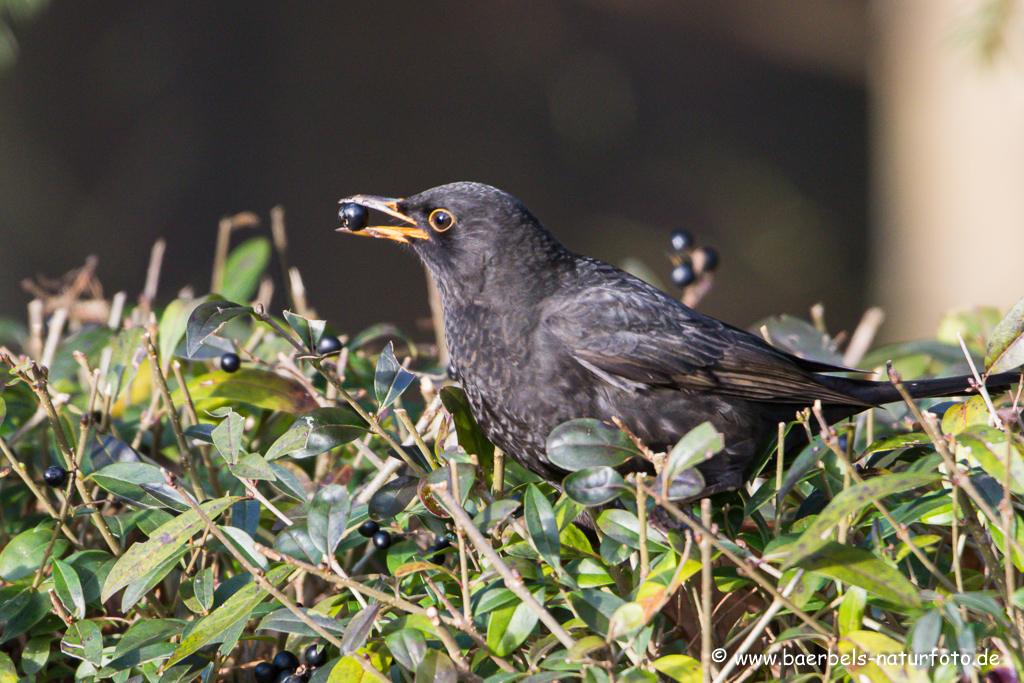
top-left (543, 265), bottom-right (867, 406)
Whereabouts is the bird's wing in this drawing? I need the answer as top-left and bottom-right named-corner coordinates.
top-left (543, 271), bottom-right (867, 405)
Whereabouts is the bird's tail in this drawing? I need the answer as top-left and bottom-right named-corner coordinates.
top-left (837, 370), bottom-right (1020, 407)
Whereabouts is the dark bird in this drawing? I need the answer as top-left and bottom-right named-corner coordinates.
top-left (337, 182), bottom-right (1018, 495)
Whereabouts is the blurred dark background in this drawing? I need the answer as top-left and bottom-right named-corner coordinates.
top-left (2, 1), bottom-right (1019, 346)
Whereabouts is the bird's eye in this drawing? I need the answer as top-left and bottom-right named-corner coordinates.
top-left (428, 209), bottom-right (455, 232)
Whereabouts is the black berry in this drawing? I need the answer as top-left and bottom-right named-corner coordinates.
top-left (339, 203), bottom-right (369, 232)
top-left (305, 643), bottom-right (328, 667)
top-left (669, 229), bottom-right (693, 253)
top-left (357, 520), bottom-right (380, 538)
top-left (277, 675), bottom-right (304, 683)
top-left (43, 466), bottom-right (68, 488)
top-left (697, 246), bottom-right (719, 271)
top-left (316, 334), bottom-right (342, 355)
top-left (372, 530), bottom-right (393, 550)
top-left (220, 352), bottom-right (241, 373)
top-left (670, 262), bottom-right (695, 288)
top-left (447, 363), bottom-right (458, 381)
top-left (254, 662), bottom-right (280, 683)
top-left (427, 537), bottom-right (451, 564)
top-left (272, 650), bottom-right (300, 673)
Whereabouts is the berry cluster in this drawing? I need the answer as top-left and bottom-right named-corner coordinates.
top-left (668, 229), bottom-right (719, 290)
top-left (357, 520), bottom-right (392, 550)
top-left (253, 645), bottom-right (328, 683)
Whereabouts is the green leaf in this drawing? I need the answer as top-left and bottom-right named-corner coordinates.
top-left (52, 558), bottom-right (86, 619)
top-left (783, 471), bottom-right (941, 567)
top-left (792, 542), bottom-right (922, 609)
top-left (753, 314), bottom-right (843, 365)
top-left (439, 386), bottom-right (494, 479)
top-left (159, 297), bottom-right (202, 366)
top-left (168, 564), bottom-right (293, 666)
top-left (0, 527), bottom-right (67, 582)
top-left (956, 428), bottom-right (1024, 495)
top-left (662, 422), bottom-right (723, 488)
top-left (89, 461), bottom-right (191, 512)
top-left (266, 421), bottom-right (314, 461)
top-left (525, 484), bottom-right (561, 571)
top-left (568, 588), bottom-right (626, 635)
top-left (102, 496), bottom-right (239, 601)
top-left (386, 628), bottom-right (427, 671)
top-left (837, 586), bottom-right (866, 635)
top-left (861, 432), bottom-right (932, 457)
top-left (309, 484), bottom-right (352, 556)
top-left (652, 655), bottom-right (701, 683)
top-left (374, 341), bottom-right (417, 410)
top-left (222, 236), bottom-right (271, 304)
top-left (184, 368), bottom-right (319, 414)
top-left (61, 619), bottom-right (104, 667)
top-left (941, 396), bottom-right (991, 436)
top-left (986, 293), bottom-right (1024, 374)
top-left (20, 636), bottom-right (51, 675)
top-left (0, 396), bottom-right (5, 429)
top-left (489, 592), bottom-right (541, 657)
top-left (563, 467), bottom-right (626, 506)
top-left (0, 652), bottom-right (16, 683)
top-left (122, 546), bottom-right (191, 611)
top-left (415, 650), bottom-right (458, 683)
top-left (268, 463), bottom-right (308, 502)
top-left (0, 587), bottom-right (50, 644)
top-left (212, 409), bottom-right (245, 465)
top-left (547, 419), bottom-right (640, 471)
top-left (230, 452), bottom-right (277, 481)
top-left (185, 298), bottom-right (253, 357)
top-left (283, 310), bottom-right (326, 352)
top-left (283, 407), bottom-right (368, 459)
top-left (258, 607), bottom-right (348, 637)
top-left (911, 608), bottom-right (942, 660)
top-left (596, 509), bottom-right (668, 552)
top-left (103, 327), bottom-right (145, 401)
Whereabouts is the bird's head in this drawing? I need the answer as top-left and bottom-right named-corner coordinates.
top-left (337, 182), bottom-right (570, 298)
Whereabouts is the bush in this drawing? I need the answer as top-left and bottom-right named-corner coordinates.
top-left (0, 218), bottom-right (1022, 683)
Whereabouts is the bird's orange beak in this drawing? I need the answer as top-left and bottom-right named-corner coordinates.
top-left (336, 195), bottom-right (429, 243)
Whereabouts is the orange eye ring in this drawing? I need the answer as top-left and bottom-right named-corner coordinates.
top-left (429, 209), bottom-right (455, 232)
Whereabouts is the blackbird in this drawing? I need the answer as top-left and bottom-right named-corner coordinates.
top-left (338, 182), bottom-right (1019, 495)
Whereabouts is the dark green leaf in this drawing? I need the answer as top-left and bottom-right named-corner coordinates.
top-left (563, 467), bottom-right (626, 506)
top-left (309, 484), bottom-right (352, 556)
top-left (349, 323), bottom-right (416, 355)
top-left (439, 386), bottom-right (494, 478)
top-left (752, 314), bottom-right (843, 365)
top-left (986, 294), bottom-right (1024, 373)
top-left (284, 406), bottom-right (368, 459)
top-left (283, 310), bottom-right (326, 352)
top-left (268, 463), bottom-right (308, 502)
top-left (20, 635), bottom-right (51, 675)
top-left (266, 421), bottom-right (313, 461)
top-left (525, 484), bottom-right (561, 570)
top-left (547, 419), bottom-right (640, 471)
top-left (386, 628), bottom-right (427, 671)
top-left (0, 587), bottom-right (49, 644)
top-left (662, 422), bottom-right (723, 487)
top-left (369, 476), bottom-right (419, 520)
top-left (185, 299), bottom-right (253, 357)
top-left (375, 341), bottom-right (417, 410)
top-left (0, 527), bottom-right (67, 582)
top-left (340, 603), bottom-right (381, 655)
top-left (792, 542), bottom-right (922, 609)
top-left (222, 236), bottom-right (271, 304)
top-left (122, 546), bottom-right (191, 611)
top-left (274, 525), bottom-right (323, 565)
top-left (568, 588), bottom-right (626, 635)
top-left (911, 608), bottom-right (942, 659)
top-left (957, 428), bottom-right (1024, 495)
top-left (473, 499), bottom-right (521, 534)
top-left (168, 564), bottom-right (293, 666)
top-left (784, 471), bottom-right (942, 566)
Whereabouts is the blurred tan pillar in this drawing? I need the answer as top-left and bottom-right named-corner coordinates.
top-left (869, 0), bottom-right (1024, 341)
